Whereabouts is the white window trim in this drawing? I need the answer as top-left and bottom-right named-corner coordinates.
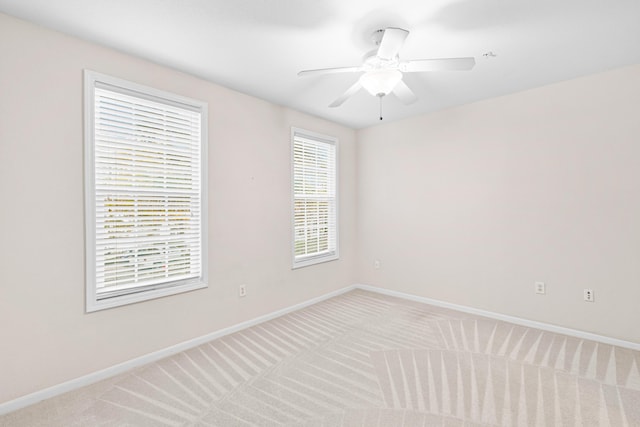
top-left (84, 70), bottom-right (208, 312)
top-left (291, 127), bottom-right (339, 269)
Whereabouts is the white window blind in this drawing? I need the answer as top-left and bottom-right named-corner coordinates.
top-left (85, 71), bottom-right (207, 311)
top-left (292, 128), bottom-right (338, 268)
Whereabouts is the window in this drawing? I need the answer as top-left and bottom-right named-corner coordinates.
top-left (291, 128), bottom-right (338, 268)
top-left (84, 71), bottom-right (208, 312)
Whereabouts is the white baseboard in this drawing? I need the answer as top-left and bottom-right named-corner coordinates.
top-left (3, 282), bottom-right (638, 416)
top-left (354, 283), bottom-right (640, 352)
top-left (0, 285), bottom-right (356, 416)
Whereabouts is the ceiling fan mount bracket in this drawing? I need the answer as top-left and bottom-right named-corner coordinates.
top-left (371, 29), bottom-right (386, 46)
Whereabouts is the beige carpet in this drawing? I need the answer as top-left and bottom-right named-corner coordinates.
top-left (2, 289), bottom-right (640, 426)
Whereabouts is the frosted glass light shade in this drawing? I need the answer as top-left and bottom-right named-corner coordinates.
top-left (359, 69), bottom-right (402, 96)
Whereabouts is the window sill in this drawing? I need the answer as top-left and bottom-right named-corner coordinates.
top-left (292, 253), bottom-right (339, 269)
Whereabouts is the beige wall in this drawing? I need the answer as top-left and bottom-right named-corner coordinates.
top-left (356, 64), bottom-right (640, 344)
top-left (0, 13), bottom-right (357, 403)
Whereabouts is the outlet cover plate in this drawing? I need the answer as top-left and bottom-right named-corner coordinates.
top-left (584, 288), bottom-right (594, 302)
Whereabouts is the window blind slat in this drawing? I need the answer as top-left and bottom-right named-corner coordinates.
top-left (97, 261), bottom-right (200, 277)
top-left (95, 134), bottom-right (200, 156)
top-left (96, 186), bottom-right (200, 195)
top-left (96, 104), bottom-right (199, 125)
top-left (96, 274), bottom-right (199, 294)
top-left (95, 159), bottom-right (197, 176)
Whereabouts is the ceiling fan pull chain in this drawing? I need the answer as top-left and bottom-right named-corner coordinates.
top-left (379, 94), bottom-right (383, 120)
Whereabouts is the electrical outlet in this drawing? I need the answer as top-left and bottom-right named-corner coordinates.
top-left (583, 289), bottom-right (594, 302)
top-left (535, 282), bottom-right (546, 295)
top-left (374, 259), bottom-right (380, 269)
top-left (239, 285), bottom-right (247, 297)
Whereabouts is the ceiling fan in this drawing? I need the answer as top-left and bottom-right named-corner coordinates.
top-left (298, 27), bottom-right (475, 118)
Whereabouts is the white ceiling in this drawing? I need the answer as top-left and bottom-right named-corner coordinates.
top-left (1, 0), bottom-right (639, 129)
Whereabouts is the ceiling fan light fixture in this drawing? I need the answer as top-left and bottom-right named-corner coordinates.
top-left (359, 69), bottom-right (402, 96)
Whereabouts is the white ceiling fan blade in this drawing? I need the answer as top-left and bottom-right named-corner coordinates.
top-left (329, 81), bottom-right (362, 108)
top-left (298, 66), bottom-right (362, 77)
top-left (392, 80), bottom-right (418, 105)
top-left (401, 57), bottom-right (476, 72)
top-left (376, 27), bottom-right (409, 60)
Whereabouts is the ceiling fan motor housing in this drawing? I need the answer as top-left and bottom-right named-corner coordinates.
top-left (362, 51), bottom-right (400, 71)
